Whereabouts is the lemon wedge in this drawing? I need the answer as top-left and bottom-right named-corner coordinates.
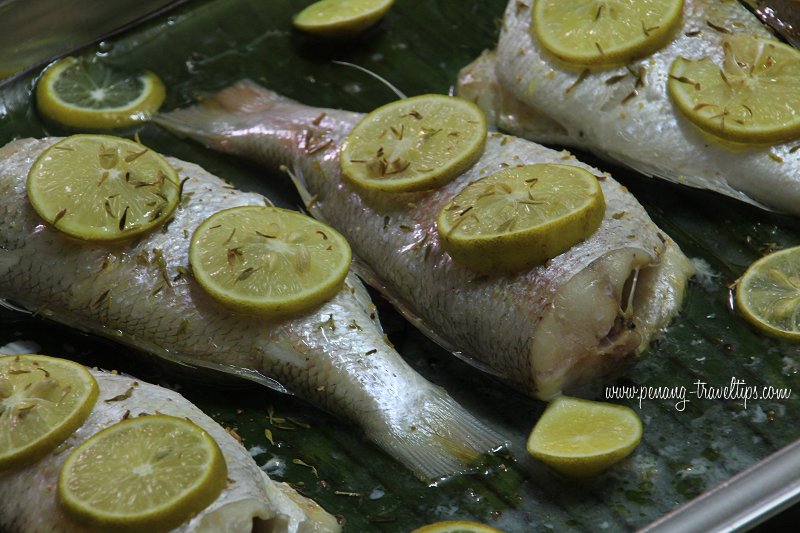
top-left (736, 246), bottom-right (800, 340)
top-left (27, 135), bottom-right (181, 242)
top-left (669, 34), bottom-right (800, 144)
top-left (0, 354), bottom-right (98, 470)
top-left (58, 415), bottom-right (227, 532)
top-left (190, 206), bottom-right (351, 317)
top-left (293, 0), bottom-right (394, 37)
top-left (436, 164), bottom-right (605, 273)
top-left (341, 94), bottom-right (487, 192)
top-left (36, 56), bottom-right (165, 129)
top-left (527, 396), bottom-right (642, 478)
top-left (533, 0), bottom-right (684, 68)
top-left (411, 521), bottom-right (506, 533)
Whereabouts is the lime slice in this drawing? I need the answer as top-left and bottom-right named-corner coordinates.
top-left (527, 396), bottom-right (643, 478)
top-left (736, 246), bottom-right (800, 340)
top-left (58, 415), bottom-right (227, 532)
top-left (36, 56), bottom-right (166, 129)
top-left (533, 0), bottom-right (684, 67)
top-left (27, 135), bottom-right (181, 242)
top-left (436, 164), bottom-right (605, 273)
top-left (190, 206), bottom-right (352, 317)
top-left (669, 34), bottom-right (800, 144)
top-left (411, 521), bottom-right (506, 533)
top-left (293, 0), bottom-right (394, 37)
top-left (0, 354), bottom-right (98, 470)
top-left (340, 94), bottom-right (487, 192)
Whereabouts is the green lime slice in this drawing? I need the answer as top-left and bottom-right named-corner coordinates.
top-left (36, 56), bottom-right (165, 129)
top-left (27, 135), bottom-right (181, 242)
top-left (0, 354), bottom-right (99, 470)
top-left (190, 206), bottom-right (352, 317)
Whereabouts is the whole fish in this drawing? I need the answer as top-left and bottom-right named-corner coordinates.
top-left (457, 0), bottom-right (800, 214)
top-left (157, 80), bottom-right (692, 401)
top-left (0, 138), bottom-right (504, 481)
top-left (0, 363), bottom-right (338, 533)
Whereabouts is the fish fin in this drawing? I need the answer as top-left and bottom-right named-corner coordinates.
top-left (279, 164), bottom-right (329, 223)
top-left (600, 149), bottom-right (775, 211)
top-left (349, 257), bottom-right (507, 379)
top-left (370, 387), bottom-right (508, 482)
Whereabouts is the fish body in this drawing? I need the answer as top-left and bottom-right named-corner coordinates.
top-left (158, 81), bottom-right (692, 400)
top-left (0, 366), bottom-right (338, 533)
top-left (0, 138), bottom-right (504, 480)
top-left (458, 0), bottom-right (800, 214)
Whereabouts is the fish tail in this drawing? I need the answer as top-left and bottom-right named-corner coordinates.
top-left (155, 79), bottom-right (296, 157)
top-left (369, 387), bottom-right (507, 482)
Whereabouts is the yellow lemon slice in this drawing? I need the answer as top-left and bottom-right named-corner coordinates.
top-left (341, 94), bottom-right (487, 192)
top-left (190, 206), bottom-right (352, 317)
top-left (736, 246), bottom-right (800, 340)
top-left (27, 135), bottom-right (181, 242)
top-left (669, 34), bottom-right (800, 144)
top-left (411, 521), bottom-right (506, 533)
top-left (436, 164), bottom-right (605, 273)
top-left (533, 0), bottom-right (684, 68)
top-left (527, 396), bottom-right (642, 478)
top-left (293, 0), bottom-right (394, 37)
top-left (0, 354), bottom-right (98, 470)
top-left (58, 415), bottom-right (227, 532)
top-left (36, 56), bottom-right (165, 129)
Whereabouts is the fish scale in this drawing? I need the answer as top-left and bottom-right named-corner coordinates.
top-left (0, 137), bottom-right (505, 481)
top-left (472, 0), bottom-right (800, 213)
top-left (157, 80), bottom-right (693, 400)
top-left (0, 368), bottom-right (339, 532)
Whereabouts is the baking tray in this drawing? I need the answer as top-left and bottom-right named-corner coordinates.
top-left (0, 1), bottom-right (798, 531)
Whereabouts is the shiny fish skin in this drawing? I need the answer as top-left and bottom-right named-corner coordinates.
top-left (157, 81), bottom-right (692, 400)
top-left (467, 0), bottom-right (800, 213)
top-left (0, 138), bottom-right (505, 481)
top-left (0, 368), bottom-right (338, 533)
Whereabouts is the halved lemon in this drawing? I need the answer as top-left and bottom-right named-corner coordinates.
top-left (36, 56), bottom-right (165, 129)
top-left (341, 94), bottom-right (487, 192)
top-left (293, 0), bottom-right (394, 37)
top-left (411, 521), bottom-right (506, 533)
top-left (736, 246), bottom-right (800, 340)
top-left (190, 206), bottom-right (351, 317)
top-left (0, 354), bottom-right (98, 470)
top-left (27, 135), bottom-right (181, 242)
top-left (58, 415), bottom-right (227, 532)
top-left (527, 396), bottom-right (643, 478)
top-left (669, 34), bottom-right (800, 144)
top-left (436, 164), bottom-right (605, 273)
top-left (533, 0), bottom-right (684, 68)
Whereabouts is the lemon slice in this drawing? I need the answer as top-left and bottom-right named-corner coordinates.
top-left (58, 415), bottom-right (227, 532)
top-left (341, 94), bottom-right (487, 192)
top-left (436, 164), bottom-right (605, 273)
top-left (736, 246), bottom-right (800, 340)
top-left (190, 206), bottom-right (351, 317)
top-left (36, 56), bottom-right (166, 129)
top-left (293, 0), bottom-right (394, 37)
top-left (533, 0), bottom-right (684, 68)
top-left (0, 354), bottom-right (98, 470)
top-left (669, 34), bottom-right (800, 144)
top-left (527, 396), bottom-right (642, 478)
top-left (411, 521), bottom-right (506, 533)
top-left (27, 135), bottom-right (181, 242)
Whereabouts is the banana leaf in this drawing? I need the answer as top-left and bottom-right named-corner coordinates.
top-left (0, 1), bottom-right (798, 531)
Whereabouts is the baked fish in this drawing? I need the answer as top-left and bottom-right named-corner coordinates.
top-left (457, 0), bottom-right (800, 213)
top-left (0, 138), bottom-right (504, 481)
top-left (0, 361), bottom-right (338, 533)
top-left (157, 80), bottom-right (693, 400)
